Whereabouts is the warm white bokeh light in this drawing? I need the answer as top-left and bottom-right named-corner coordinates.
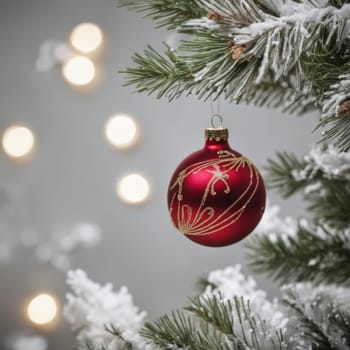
top-left (70, 22), bottom-right (103, 53)
top-left (117, 174), bottom-right (151, 204)
top-left (27, 293), bottom-right (58, 325)
top-left (2, 126), bottom-right (35, 158)
top-left (62, 56), bottom-right (95, 86)
top-left (105, 114), bottom-right (138, 148)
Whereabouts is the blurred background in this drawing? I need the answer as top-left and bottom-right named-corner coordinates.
top-left (0, 0), bottom-right (320, 349)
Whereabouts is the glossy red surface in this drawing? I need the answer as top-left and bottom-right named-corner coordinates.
top-left (167, 137), bottom-right (266, 247)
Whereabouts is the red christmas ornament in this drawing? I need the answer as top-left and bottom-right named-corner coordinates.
top-left (167, 125), bottom-right (266, 247)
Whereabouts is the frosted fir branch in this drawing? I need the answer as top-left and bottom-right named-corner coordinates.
top-left (186, 294), bottom-right (287, 350)
top-left (235, 78), bottom-right (318, 114)
top-left (246, 214), bottom-right (350, 284)
top-left (322, 73), bottom-right (350, 120)
top-left (203, 265), bottom-right (288, 333)
top-left (186, 0), bottom-right (350, 86)
top-left (141, 309), bottom-right (233, 350)
top-left (142, 293), bottom-right (287, 349)
top-left (266, 151), bottom-right (308, 197)
top-left (118, 0), bottom-right (206, 30)
top-left (319, 71), bottom-right (350, 150)
top-left (292, 144), bottom-right (350, 181)
top-left (266, 147), bottom-right (350, 228)
top-left (64, 269), bottom-right (148, 350)
top-left (282, 283), bottom-right (350, 349)
top-left (198, 265), bottom-right (289, 350)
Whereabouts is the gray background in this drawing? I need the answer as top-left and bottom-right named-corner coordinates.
top-left (0, 0), bottom-right (319, 348)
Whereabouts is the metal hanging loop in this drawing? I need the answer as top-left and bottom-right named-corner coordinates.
top-left (211, 113), bottom-right (223, 129)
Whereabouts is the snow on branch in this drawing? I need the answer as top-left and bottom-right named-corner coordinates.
top-left (323, 73), bottom-right (350, 119)
top-left (64, 269), bottom-right (147, 349)
top-left (292, 143), bottom-right (350, 181)
top-left (247, 204), bottom-right (350, 284)
top-left (282, 282), bottom-right (350, 348)
top-left (186, 0), bottom-right (350, 85)
top-left (203, 264), bottom-right (289, 333)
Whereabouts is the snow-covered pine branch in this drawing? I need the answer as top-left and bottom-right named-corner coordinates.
top-left (321, 72), bottom-right (350, 149)
top-left (292, 143), bottom-right (350, 182)
top-left (265, 144), bottom-right (350, 227)
top-left (186, 0), bottom-right (350, 90)
top-left (64, 270), bottom-right (149, 350)
top-left (64, 267), bottom-right (350, 349)
top-left (121, 0), bottom-right (350, 150)
top-left (246, 204), bottom-right (350, 284)
top-left (282, 283), bottom-right (350, 348)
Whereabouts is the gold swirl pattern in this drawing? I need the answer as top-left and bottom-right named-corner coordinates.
top-left (169, 150), bottom-right (260, 236)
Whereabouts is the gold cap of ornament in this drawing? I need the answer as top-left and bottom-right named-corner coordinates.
top-left (205, 127), bottom-right (229, 141)
top-left (205, 114), bottom-right (228, 141)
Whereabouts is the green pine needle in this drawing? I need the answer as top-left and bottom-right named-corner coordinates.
top-left (118, 0), bottom-right (205, 30)
top-left (265, 152), bottom-right (307, 197)
top-left (246, 225), bottom-right (350, 285)
top-left (283, 286), bottom-right (350, 349)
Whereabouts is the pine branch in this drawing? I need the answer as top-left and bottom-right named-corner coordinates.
top-left (121, 0), bottom-right (350, 150)
top-left (105, 324), bottom-right (135, 350)
top-left (122, 0), bottom-right (350, 100)
top-left (121, 31), bottom-right (238, 101)
top-left (246, 225), bottom-right (350, 285)
top-left (265, 152), bottom-right (307, 197)
top-left (185, 294), bottom-right (241, 344)
top-left (319, 114), bottom-right (350, 151)
top-left (140, 310), bottom-right (231, 350)
top-left (118, 0), bottom-right (206, 30)
top-left (186, 294), bottom-right (285, 350)
top-left (195, 275), bottom-right (216, 294)
top-left (237, 79), bottom-right (318, 115)
top-left (314, 41), bottom-right (350, 150)
top-left (328, 0), bottom-right (350, 8)
top-left (304, 40), bottom-right (350, 93)
top-left (307, 179), bottom-right (350, 229)
top-left (141, 294), bottom-right (285, 350)
top-left (266, 149), bottom-right (350, 228)
top-left (282, 285), bottom-right (350, 349)
top-left (121, 44), bottom-right (195, 100)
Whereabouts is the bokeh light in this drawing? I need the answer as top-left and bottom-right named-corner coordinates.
top-left (27, 293), bottom-right (58, 325)
top-left (70, 23), bottom-right (103, 53)
top-left (62, 55), bottom-right (95, 86)
top-left (105, 114), bottom-right (139, 149)
top-left (116, 174), bottom-right (151, 204)
top-left (2, 125), bottom-right (35, 159)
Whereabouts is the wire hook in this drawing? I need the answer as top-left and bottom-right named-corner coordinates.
top-left (211, 114), bottom-right (223, 128)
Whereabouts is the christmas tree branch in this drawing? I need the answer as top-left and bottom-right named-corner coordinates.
top-left (104, 324), bottom-right (136, 350)
top-left (121, 44), bottom-right (194, 100)
top-left (282, 284), bottom-right (350, 349)
top-left (186, 295), bottom-right (236, 338)
top-left (141, 293), bottom-right (285, 350)
top-left (266, 147), bottom-right (350, 228)
top-left (118, 0), bottom-right (206, 30)
top-left (141, 310), bottom-right (230, 350)
top-left (246, 224), bottom-right (350, 285)
top-left (307, 179), bottom-right (350, 229)
top-left (186, 294), bottom-right (285, 350)
top-left (265, 151), bottom-right (307, 197)
top-left (320, 107), bottom-right (350, 151)
top-left (121, 0), bottom-right (350, 149)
